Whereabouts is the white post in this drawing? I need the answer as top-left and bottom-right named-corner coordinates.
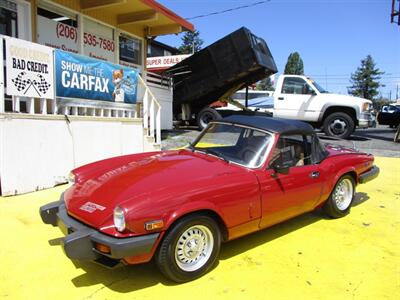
top-left (0, 37), bottom-right (4, 113)
top-left (71, 106), bottom-right (77, 116)
top-left (26, 97), bottom-right (35, 114)
top-left (149, 96), bottom-right (155, 137)
top-left (52, 98), bottom-right (57, 114)
top-left (143, 88), bottom-right (149, 129)
top-left (13, 96), bottom-right (20, 112)
top-left (156, 105), bottom-right (161, 144)
top-left (40, 98), bottom-right (47, 114)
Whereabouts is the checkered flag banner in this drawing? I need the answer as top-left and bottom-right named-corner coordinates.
top-left (33, 74), bottom-right (51, 95)
top-left (11, 72), bottom-right (30, 92)
top-left (11, 72), bottom-right (51, 97)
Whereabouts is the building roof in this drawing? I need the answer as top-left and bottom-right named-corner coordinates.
top-left (54, 0), bottom-right (194, 38)
top-left (149, 40), bottom-right (179, 54)
top-left (221, 115), bottom-right (315, 135)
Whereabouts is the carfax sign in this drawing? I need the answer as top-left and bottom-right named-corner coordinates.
top-left (55, 50), bottom-right (138, 103)
top-left (6, 37), bottom-right (54, 99)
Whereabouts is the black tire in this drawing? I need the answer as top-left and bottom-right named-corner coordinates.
top-left (196, 108), bottom-right (222, 130)
top-left (323, 175), bottom-right (355, 218)
top-left (156, 214), bottom-right (221, 283)
top-left (323, 112), bottom-right (355, 139)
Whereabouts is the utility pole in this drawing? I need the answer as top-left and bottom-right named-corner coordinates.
top-left (325, 67), bottom-right (328, 90)
top-left (396, 84), bottom-right (399, 99)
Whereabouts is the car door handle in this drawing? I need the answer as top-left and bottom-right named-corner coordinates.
top-left (309, 171), bottom-right (320, 178)
top-left (278, 97), bottom-right (284, 100)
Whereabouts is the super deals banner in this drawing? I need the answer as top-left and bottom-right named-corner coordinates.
top-left (55, 50), bottom-right (138, 103)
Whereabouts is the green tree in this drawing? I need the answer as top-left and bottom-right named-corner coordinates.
top-left (373, 96), bottom-right (392, 111)
top-left (284, 52), bottom-right (304, 75)
top-left (178, 30), bottom-right (204, 54)
top-left (256, 77), bottom-right (275, 91)
top-left (348, 55), bottom-right (384, 100)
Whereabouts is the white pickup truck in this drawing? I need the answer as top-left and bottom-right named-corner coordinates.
top-left (214, 74), bottom-right (376, 139)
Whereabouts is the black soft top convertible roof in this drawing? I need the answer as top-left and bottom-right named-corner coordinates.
top-left (220, 115), bottom-right (315, 135)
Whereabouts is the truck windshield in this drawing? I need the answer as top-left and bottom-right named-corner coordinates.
top-left (310, 79), bottom-right (328, 93)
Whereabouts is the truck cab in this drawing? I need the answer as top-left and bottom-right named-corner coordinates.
top-left (273, 75), bottom-right (375, 138)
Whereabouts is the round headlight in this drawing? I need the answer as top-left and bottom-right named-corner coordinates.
top-left (113, 206), bottom-right (126, 232)
top-left (68, 172), bottom-right (76, 184)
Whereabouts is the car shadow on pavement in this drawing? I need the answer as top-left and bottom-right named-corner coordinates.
top-left (319, 135), bottom-right (371, 142)
top-left (352, 192), bottom-right (370, 207)
top-left (219, 210), bottom-right (325, 261)
top-left (353, 133), bottom-right (394, 142)
top-left (71, 260), bottom-right (176, 292)
top-left (68, 192), bottom-right (369, 292)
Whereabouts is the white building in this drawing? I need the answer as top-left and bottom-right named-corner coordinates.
top-left (0, 0), bottom-right (194, 195)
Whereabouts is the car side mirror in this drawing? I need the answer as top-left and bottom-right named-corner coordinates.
top-left (273, 164), bottom-right (290, 175)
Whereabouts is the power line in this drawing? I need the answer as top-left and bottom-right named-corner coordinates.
top-left (185, 0), bottom-right (271, 20)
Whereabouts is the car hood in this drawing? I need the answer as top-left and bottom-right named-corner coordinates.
top-left (64, 150), bottom-right (245, 229)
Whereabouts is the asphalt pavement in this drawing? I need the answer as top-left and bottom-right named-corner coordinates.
top-left (162, 125), bottom-right (400, 158)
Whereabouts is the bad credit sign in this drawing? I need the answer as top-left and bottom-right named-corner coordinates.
top-left (6, 37), bottom-right (54, 98)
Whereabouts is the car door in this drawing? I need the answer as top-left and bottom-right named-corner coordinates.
top-left (255, 134), bottom-right (324, 229)
top-left (274, 77), bottom-right (317, 121)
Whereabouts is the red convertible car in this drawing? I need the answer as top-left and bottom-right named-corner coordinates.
top-left (40, 115), bottom-right (379, 282)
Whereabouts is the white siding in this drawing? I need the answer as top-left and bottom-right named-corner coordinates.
top-left (0, 114), bottom-right (144, 196)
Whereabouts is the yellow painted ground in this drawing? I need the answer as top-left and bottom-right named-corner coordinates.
top-left (0, 157), bottom-right (399, 300)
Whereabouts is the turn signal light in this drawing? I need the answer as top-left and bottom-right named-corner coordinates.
top-left (95, 243), bottom-right (111, 254)
top-left (145, 220), bottom-right (164, 231)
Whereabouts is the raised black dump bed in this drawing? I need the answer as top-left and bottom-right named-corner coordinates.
top-left (168, 27), bottom-right (278, 118)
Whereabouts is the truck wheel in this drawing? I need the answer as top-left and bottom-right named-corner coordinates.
top-left (197, 108), bottom-right (221, 130)
top-left (156, 215), bottom-right (221, 283)
top-left (323, 175), bottom-right (355, 218)
top-left (323, 112), bottom-right (355, 139)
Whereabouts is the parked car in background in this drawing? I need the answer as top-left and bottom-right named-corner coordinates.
top-left (40, 116), bottom-right (379, 283)
top-left (377, 105), bottom-right (400, 128)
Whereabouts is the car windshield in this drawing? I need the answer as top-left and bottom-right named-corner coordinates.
top-left (191, 122), bottom-right (273, 168)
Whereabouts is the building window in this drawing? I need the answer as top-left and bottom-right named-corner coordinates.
top-left (37, 7), bottom-right (77, 28)
top-left (119, 34), bottom-right (142, 66)
top-left (0, 0), bottom-right (18, 38)
top-left (37, 5), bottom-right (79, 53)
top-left (83, 18), bottom-right (115, 62)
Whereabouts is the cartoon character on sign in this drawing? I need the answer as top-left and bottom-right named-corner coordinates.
top-left (112, 69), bottom-right (125, 102)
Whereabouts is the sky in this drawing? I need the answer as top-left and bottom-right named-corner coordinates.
top-left (157, 0), bottom-right (400, 99)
